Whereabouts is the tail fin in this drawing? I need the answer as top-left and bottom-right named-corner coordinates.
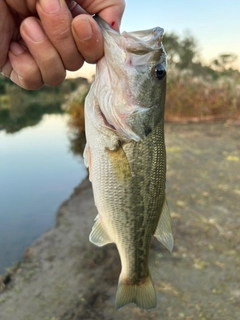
top-left (115, 274), bottom-right (156, 310)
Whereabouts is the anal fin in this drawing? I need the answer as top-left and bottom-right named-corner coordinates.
top-left (89, 216), bottom-right (112, 247)
top-left (154, 198), bottom-right (174, 252)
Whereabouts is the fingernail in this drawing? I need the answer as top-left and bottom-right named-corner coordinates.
top-left (9, 42), bottom-right (25, 56)
top-left (39, 0), bottom-right (61, 13)
top-left (23, 19), bottom-right (45, 42)
top-left (73, 18), bottom-right (93, 41)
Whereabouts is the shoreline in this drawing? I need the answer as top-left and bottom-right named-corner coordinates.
top-left (0, 177), bottom-right (112, 319)
top-left (0, 123), bottom-right (239, 320)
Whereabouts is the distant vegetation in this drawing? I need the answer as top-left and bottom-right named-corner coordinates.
top-left (0, 76), bottom-right (88, 133)
top-left (163, 32), bottom-right (240, 120)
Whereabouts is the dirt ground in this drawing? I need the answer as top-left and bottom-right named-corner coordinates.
top-left (0, 122), bottom-right (239, 320)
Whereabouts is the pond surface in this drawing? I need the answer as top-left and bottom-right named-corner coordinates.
top-left (0, 113), bottom-right (87, 274)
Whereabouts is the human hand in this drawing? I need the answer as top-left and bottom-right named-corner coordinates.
top-left (0, 0), bottom-right (125, 90)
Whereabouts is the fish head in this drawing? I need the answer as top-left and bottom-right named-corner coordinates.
top-left (94, 17), bottom-right (167, 141)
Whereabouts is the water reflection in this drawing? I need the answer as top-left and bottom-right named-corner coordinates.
top-left (69, 130), bottom-right (86, 156)
top-left (0, 75), bottom-right (88, 134)
top-left (0, 100), bottom-right (63, 133)
top-left (0, 100), bottom-right (87, 274)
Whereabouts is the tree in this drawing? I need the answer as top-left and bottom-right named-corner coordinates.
top-left (163, 31), bottom-right (199, 70)
top-left (211, 53), bottom-right (238, 72)
top-left (177, 32), bottom-right (199, 70)
top-left (162, 32), bottom-right (181, 66)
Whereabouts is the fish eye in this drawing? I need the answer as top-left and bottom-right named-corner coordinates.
top-left (154, 64), bottom-right (166, 80)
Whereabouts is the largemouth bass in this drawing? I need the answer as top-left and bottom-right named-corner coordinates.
top-left (84, 16), bottom-right (174, 310)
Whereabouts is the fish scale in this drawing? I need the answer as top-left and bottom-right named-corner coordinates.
top-left (84, 16), bottom-right (174, 310)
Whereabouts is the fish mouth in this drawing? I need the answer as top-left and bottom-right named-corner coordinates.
top-left (122, 28), bottom-right (166, 67)
top-left (95, 16), bottom-right (165, 65)
top-left (123, 27), bottom-right (164, 55)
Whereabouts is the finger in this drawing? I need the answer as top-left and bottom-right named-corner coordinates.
top-left (74, 0), bottom-right (125, 31)
top-left (20, 17), bottom-right (66, 86)
top-left (7, 42), bottom-right (43, 90)
top-left (36, 0), bottom-right (84, 71)
top-left (72, 14), bottom-right (104, 63)
top-left (0, 1), bottom-right (14, 70)
top-left (3, 0), bottom-right (36, 15)
top-left (66, 1), bottom-right (87, 17)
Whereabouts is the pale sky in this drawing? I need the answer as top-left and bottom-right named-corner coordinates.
top-left (68, 0), bottom-right (240, 79)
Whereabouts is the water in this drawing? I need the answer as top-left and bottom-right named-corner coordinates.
top-left (0, 113), bottom-right (87, 274)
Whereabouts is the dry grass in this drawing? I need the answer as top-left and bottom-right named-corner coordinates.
top-left (67, 72), bottom-right (240, 136)
top-left (165, 71), bottom-right (240, 121)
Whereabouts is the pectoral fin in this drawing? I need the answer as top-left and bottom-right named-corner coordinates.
top-left (89, 216), bottom-right (113, 247)
top-left (154, 198), bottom-right (174, 252)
